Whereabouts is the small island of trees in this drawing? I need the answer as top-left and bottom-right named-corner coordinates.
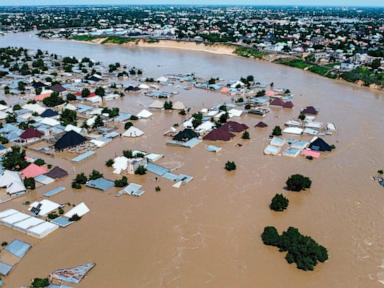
top-left (286, 174), bottom-right (312, 192)
top-left (269, 194), bottom-right (289, 211)
top-left (261, 226), bottom-right (328, 271)
top-left (225, 161), bottom-right (236, 171)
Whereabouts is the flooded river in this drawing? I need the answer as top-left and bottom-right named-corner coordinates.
top-left (0, 32), bottom-right (384, 288)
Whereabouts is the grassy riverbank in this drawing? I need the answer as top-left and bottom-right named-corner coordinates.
top-left (71, 35), bottom-right (137, 44)
top-left (275, 58), bottom-right (384, 88)
top-left (233, 47), bottom-right (265, 59)
top-left (274, 58), bottom-right (337, 79)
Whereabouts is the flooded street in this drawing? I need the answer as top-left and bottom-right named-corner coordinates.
top-left (1, 32), bottom-right (384, 287)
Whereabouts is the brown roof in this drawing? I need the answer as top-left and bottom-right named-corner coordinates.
top-left (45, 166), bottom-right (68, 179)
top-left (203, 127), bottom-right (235, 141)
top-left (283, 101), bottom-right (294, 109)
top-left (255, 121), bottom-right (268, 128)
top-left (221, 121), bottom-right (249, 133)
top-left (20, 128), bottom-right (44, 140)
top-left (270, 98), bottom-right (285, 107)
top-left (302, 106), bottom-right (318, 115)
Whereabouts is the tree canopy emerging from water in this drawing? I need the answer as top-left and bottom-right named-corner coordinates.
top-left (286, 174), bottom-right (312, 192)
top-left (261, 226), bottom-right (328, 271)
top-left (270, 194), bottom-right (289, 211)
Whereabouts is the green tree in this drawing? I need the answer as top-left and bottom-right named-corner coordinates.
top-left (270, 194), bottom-right (289, 211)
top-left (286, 174), bottom-right (312, 192)
top-left (124, 122), bottom-right (133, 130)
top-left (135, 165), bottom-right (147, 175)
top-left (24, 177), bottom-right (36, 190)
top-left (34, 159), bottom-right (45, 166)
top-left (93, 115), bottom-right (104, 128)
top-left (164, 101), bottom-right (173, 110)
top-left (2, 146), bottom-right (28, 171)
top-left (261, 226), bottom-right (280, 246)
top-left (81, 88), bottom-right (90, 98)
top-left (60, 109), bottom-right (77, 126)
top-left (31, 278), bottom-right (50, 288)
top-left (95, 86), bottom-right (105, 97)
top-left (74, 173), bottom-right (88, 184)
top-left (89, 170), bottom-right (103, 180)
top-left (114, 176), bottom-right (128, 187)
top-left (225, 161), bottom-right (236, 171)
top-left (106, 159), bottom-right (114, 167)
top-left (242, 131), bottom-right (250, 139)
top-left (272, 126), bottom-right (282, 136)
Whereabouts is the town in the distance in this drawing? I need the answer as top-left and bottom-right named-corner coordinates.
top-left (0, 4), bottom-right (383, 288)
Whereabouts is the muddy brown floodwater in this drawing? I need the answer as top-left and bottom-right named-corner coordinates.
top-left (0, 32), bottom-right (384, 288)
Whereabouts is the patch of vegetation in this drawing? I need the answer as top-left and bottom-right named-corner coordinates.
top-left (69, 214), bottom-right (81, 221)
top-left (225, 161), bottom-right (237, 171)
top-left (102, 36), bottom-right (137, 45)
top-left (114, 176), bottom-right (128, 187)
top-left (31, 277), bottom-right (50, 288)
top-left (42, 92), bottom-right (65, 107)
top-left (102, 107), bottom-right (119, 118)
top-left (71, 35), bottom-right (100, 42)
top-left (341, 66), bottom-right (384, 87)
top-left (270, 194), bottom-right (289, 211)
top-left (275, 58), bottom-right (337, 80)
top-left (106, 159), bottom-right (114, 167)
top-left (47, 212), bottom-right (58, 220)
top-left (261, 226), bottom-right (328, 271)
top-left (24, 177), bottom-right (36, 190)
top-left (89, 169), bottom-right (103, 180)
top-left (2, 146), bottom-right (28, 171)
top-left (242, 131), bottom-right (250, 139)
top-left (34, 158), bottom-right (45, 166)
top-left (192, 112), bottom-right (203, 128)
top-left (234, 47), bottom-right (265, 59)
top-left (272, 126), bottom-right (282, 136)
top-left (135, 165), bottom-right (147, 175)
top-left (124, 122), bottom-right (133, 130)
top-left (286, 174), bottom-right (312, 192)
top-left (60, 109), bottom-right (77, 126)
top-left (164, 101), bottom-right (173, 110)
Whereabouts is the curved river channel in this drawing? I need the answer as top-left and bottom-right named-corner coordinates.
top-left (0, 32), bottom-right (384, 288)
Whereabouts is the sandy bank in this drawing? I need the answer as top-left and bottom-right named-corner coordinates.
top-left (119, 39), bottom-right (236, 56)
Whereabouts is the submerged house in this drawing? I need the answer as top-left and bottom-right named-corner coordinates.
top-left (255, 121), bottom-right (268, 128)
top-left (221, 121), bottom-right (248, 133)
top-left (172, 129), bottom-right (199, 142)
top-left (309, 137), bottom-right (333, 152)
top-left (21, 163), bottom-right (48, 179)
top-left (40, 108), bottom-right (59, 118)
top-left (19, 128), bottom-right (44, 143)
top-left (123, 126), bottom-right (144, 138)
top-left (0, 170), bottom-right (26, 195)
top-left (302, 106), bottom-right (319, 115)
top-left (54, 131), bottom-right (86, 150)
top-left (203, 127), bottom-right (235, 141)
top-left (44, 166), bottom-right (68, 179)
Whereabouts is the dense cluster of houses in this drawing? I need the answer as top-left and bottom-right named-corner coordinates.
top-left (17, 6), bottom-right (382, 73)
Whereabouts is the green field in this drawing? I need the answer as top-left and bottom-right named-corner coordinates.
top-left (234, 47), bottom-right (265, 59)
